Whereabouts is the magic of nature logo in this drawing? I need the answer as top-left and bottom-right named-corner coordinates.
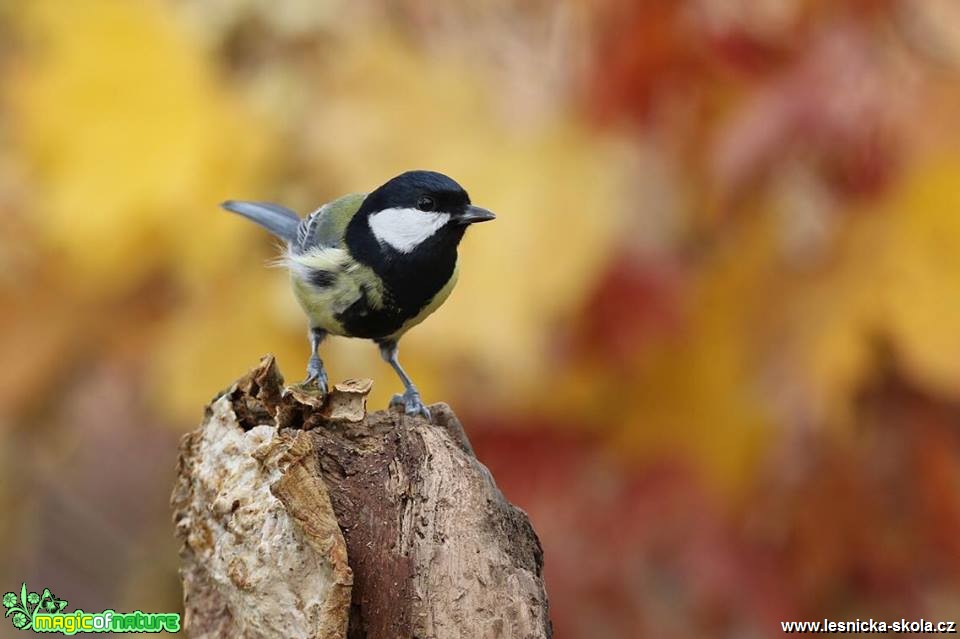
top-left (3, 583), bottom-right (180, 634)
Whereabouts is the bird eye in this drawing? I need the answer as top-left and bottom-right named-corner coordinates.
top-left (417, 196), bottom-right (436, 212)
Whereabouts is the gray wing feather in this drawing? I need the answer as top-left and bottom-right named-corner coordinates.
top-left (221, 200), bottom-right (300, 242)
top-left (293, 204), bottom-right (343, 253)
top-left (295, 209), bottom-right (324, 253)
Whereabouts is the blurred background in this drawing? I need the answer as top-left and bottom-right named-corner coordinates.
top-left (4, 0), bottom-right (960, 636)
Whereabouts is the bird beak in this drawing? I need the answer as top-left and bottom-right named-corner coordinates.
top-left (459, 205), bottom-right (497, 225)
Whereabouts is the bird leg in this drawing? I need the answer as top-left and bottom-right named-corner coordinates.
top-left (377, 339), bottom-right (430, 419)
top-left (303, 327), bottom-right (328, 394)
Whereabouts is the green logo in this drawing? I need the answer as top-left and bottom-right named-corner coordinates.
top-left (3, 583), bottom-right (180, 634)
top-left (3, 584), bottom-right (67, 631)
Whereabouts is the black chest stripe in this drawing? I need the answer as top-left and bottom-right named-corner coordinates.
top-left (336, 285), bottom-right (403, 338)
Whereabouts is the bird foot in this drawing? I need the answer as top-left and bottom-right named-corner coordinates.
top-left (302, 359), bottom-right (328, 396)
top-left (391, 390), bottom-right (431, 419)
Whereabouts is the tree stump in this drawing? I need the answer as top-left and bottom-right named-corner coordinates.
top-left (170, 356), bottom-right (551, 638)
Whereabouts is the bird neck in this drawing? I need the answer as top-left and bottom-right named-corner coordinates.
top-left (346, 214), bottom-right (464, 309)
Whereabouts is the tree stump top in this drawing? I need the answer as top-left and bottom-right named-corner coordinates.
top-left (171, 355), bottom-right (551, 639)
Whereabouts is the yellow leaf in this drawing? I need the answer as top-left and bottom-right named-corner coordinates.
top-left (8, 0), bottom-right (274, 296)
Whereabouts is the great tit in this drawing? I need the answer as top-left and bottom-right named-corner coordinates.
top-left (222, 170), bottom-right (496, 418)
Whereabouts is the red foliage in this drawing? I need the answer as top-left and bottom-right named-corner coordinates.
top-left (471, 360), bottom-right (960, 636)
top-left (567, 254), bottom-right (683, 368)
top-left (587, 1), bottom-right (904, 205)
top-left (471, 426), bottom-right (790, 638)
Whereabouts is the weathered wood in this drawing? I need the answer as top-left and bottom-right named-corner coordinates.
top-left (171, 356), bottom-right (551, 639)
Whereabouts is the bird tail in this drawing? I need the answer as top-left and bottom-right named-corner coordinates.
top-left (221, 200), bottom-right (300, 242)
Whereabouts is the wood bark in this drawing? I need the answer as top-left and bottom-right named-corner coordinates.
top-left (171, 355), bottom-right (551, 638)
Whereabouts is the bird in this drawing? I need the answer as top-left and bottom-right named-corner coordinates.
top-left (221, 170), bottom-right (496, 419)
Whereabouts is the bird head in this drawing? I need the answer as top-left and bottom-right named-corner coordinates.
top-left (354, 170), bottom-right (495, 256)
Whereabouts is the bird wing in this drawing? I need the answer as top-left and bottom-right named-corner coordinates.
top-left (287, 192), bottom-right (376, 335)
top-left (293, 192), bottom-right (367, 253)
top-left (220, 200), bottom-right (301, 242)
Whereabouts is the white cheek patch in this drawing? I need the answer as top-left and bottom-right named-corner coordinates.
top-left (368, 207), bottom-right (450, 253)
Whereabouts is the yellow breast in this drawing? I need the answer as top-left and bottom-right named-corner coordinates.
top-left (287, 247), bottom-right (384, 336)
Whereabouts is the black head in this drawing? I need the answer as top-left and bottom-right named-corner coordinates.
top-left (357, 170), bottom-right (494, 222)
top-left (347, 170), bottom-right (495, 262)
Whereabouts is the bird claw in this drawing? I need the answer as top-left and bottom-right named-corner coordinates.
top-left (301, 374), bottom-right (328, 396)
top-left (303, 358), bottom-right (328, 395)
top-left (391, 390), bottom-right (431, 419)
